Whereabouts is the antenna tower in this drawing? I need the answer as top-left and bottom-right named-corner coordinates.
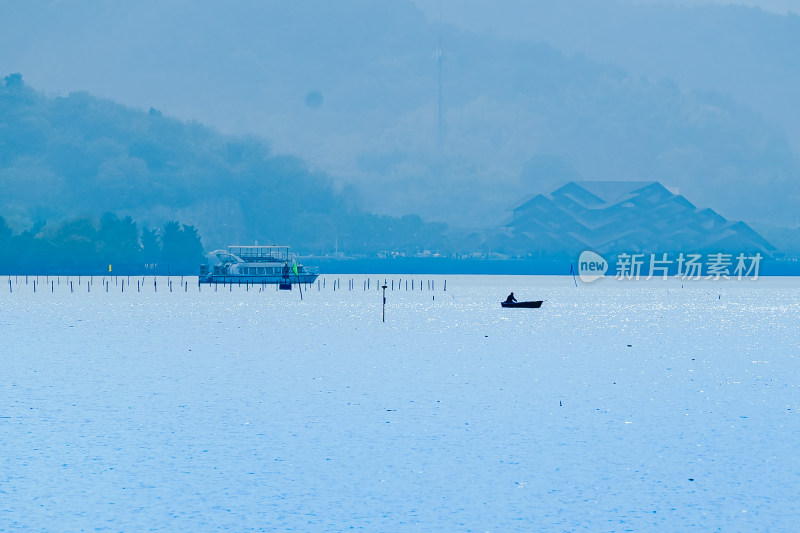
top-left (435, 13), bottom-right (445, 151)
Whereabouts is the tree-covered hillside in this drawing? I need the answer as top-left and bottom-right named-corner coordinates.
top-left (0, 213), bottom-right (203, 275)
top-left (0, 74), bottom-right (447, 256)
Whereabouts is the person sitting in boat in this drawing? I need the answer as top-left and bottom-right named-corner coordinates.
top-left (504, 292), bottom-right (517, 304)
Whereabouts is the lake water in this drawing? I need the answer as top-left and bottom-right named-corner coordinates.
top-left (2, 275), bottom-right (799, 531)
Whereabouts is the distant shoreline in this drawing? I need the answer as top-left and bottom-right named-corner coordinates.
top-left (3, 256), bottom-right (799, 277)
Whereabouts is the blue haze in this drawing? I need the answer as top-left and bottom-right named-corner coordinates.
top-left (1, 0), bottom-right (799, 238)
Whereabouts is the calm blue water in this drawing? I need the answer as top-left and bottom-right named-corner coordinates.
top-left (2, 275), bottom-right (799, 531)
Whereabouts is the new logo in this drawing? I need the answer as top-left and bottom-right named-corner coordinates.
top-left (578, 250), bottom-right (607, 283)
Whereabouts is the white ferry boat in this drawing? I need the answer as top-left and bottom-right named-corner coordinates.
top-left (199, 245), bottom-right (319, 287)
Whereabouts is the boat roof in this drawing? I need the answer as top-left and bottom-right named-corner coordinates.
top-left (227, 245), bottom-right (291, 262)
top-left (229, 245), bottom-right (289, 249)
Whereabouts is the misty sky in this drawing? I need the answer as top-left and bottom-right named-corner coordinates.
top-left (620, 0), bottom-right (798, 13)
top-left (412, 0), bottom-right (799, 22)
top-left (2, 0), bottom-right (799, 230)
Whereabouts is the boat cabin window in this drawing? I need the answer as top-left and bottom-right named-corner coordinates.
top-left (238, 266), bottom-right (278, 276)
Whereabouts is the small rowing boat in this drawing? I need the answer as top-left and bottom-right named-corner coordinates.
top-left (500, 300), bottom-right (543, 308)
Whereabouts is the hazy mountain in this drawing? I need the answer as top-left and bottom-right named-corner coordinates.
top-left (1, 0), bottom-right (798, 231)
top-left (0, 74), bottom-right (447, 255)
top-left (414, 0), bottom-right (800, 150)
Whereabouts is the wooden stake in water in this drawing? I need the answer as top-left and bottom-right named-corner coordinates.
top-left (382, 284), bottom-right (388, 322)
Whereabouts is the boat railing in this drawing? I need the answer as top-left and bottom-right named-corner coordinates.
top-left (230, 246), bottom-right (289, 262)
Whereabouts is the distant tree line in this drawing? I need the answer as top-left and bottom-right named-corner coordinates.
top-left (0, 213), bottom-right (204, 275)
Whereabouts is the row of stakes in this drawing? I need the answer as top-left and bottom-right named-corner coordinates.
top-left (6, 275), bottom-right (447, 294)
